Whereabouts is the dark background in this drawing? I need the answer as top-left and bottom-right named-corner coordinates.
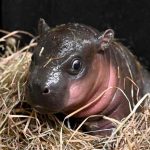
top-left (1, 0), bottom-right (150, 69)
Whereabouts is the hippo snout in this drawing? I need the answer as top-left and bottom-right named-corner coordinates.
top-left (42, 86), bottom-right (51, 95)
top-left (26, 76), bottom-right (68, 114)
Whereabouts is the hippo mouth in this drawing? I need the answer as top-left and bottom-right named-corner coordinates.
top-left (33, 105), bottom-right (58, 114)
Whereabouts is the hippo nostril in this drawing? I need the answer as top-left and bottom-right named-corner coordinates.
top-left (42, 87), bottom-right (50, 94)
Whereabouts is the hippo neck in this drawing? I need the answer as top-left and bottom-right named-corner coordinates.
top-left (71, 46), bottom-right (118, 117)
top-left (110, 41), bottom-right (144, 96)
top-left (70, 41), bottom-right (143, 118)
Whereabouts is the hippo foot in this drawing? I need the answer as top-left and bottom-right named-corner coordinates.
top-left (81, 117), bottom-right (116, 136)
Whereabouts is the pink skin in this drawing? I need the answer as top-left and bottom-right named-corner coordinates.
top-left (64, 53), bottom-right (118, 117)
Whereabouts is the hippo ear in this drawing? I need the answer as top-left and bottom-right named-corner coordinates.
top-left (98, 29), bottom-right (114, 51)
top-left (38, 18), bottom-right (50, 35)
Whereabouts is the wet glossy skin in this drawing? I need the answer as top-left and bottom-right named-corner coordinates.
top-left (27, 21), bottom-right (98, 113)
top-left (26, 19), bottom-right (149, 135)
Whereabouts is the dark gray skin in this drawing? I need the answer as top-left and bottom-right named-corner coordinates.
top-left (26, 19), bottom-right (150, 135)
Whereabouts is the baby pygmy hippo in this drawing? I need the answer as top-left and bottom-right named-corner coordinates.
top-left (26, 19), bottom-right (150, 135)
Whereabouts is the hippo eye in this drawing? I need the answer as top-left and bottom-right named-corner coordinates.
top-left (71, 59), bottom-right (82, 72)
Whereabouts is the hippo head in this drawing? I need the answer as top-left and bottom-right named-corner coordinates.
top-left (26, 19), bottom-right (114, 115)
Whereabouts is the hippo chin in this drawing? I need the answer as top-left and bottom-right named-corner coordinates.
top-left (26, 18), bottom-right (150, 135)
